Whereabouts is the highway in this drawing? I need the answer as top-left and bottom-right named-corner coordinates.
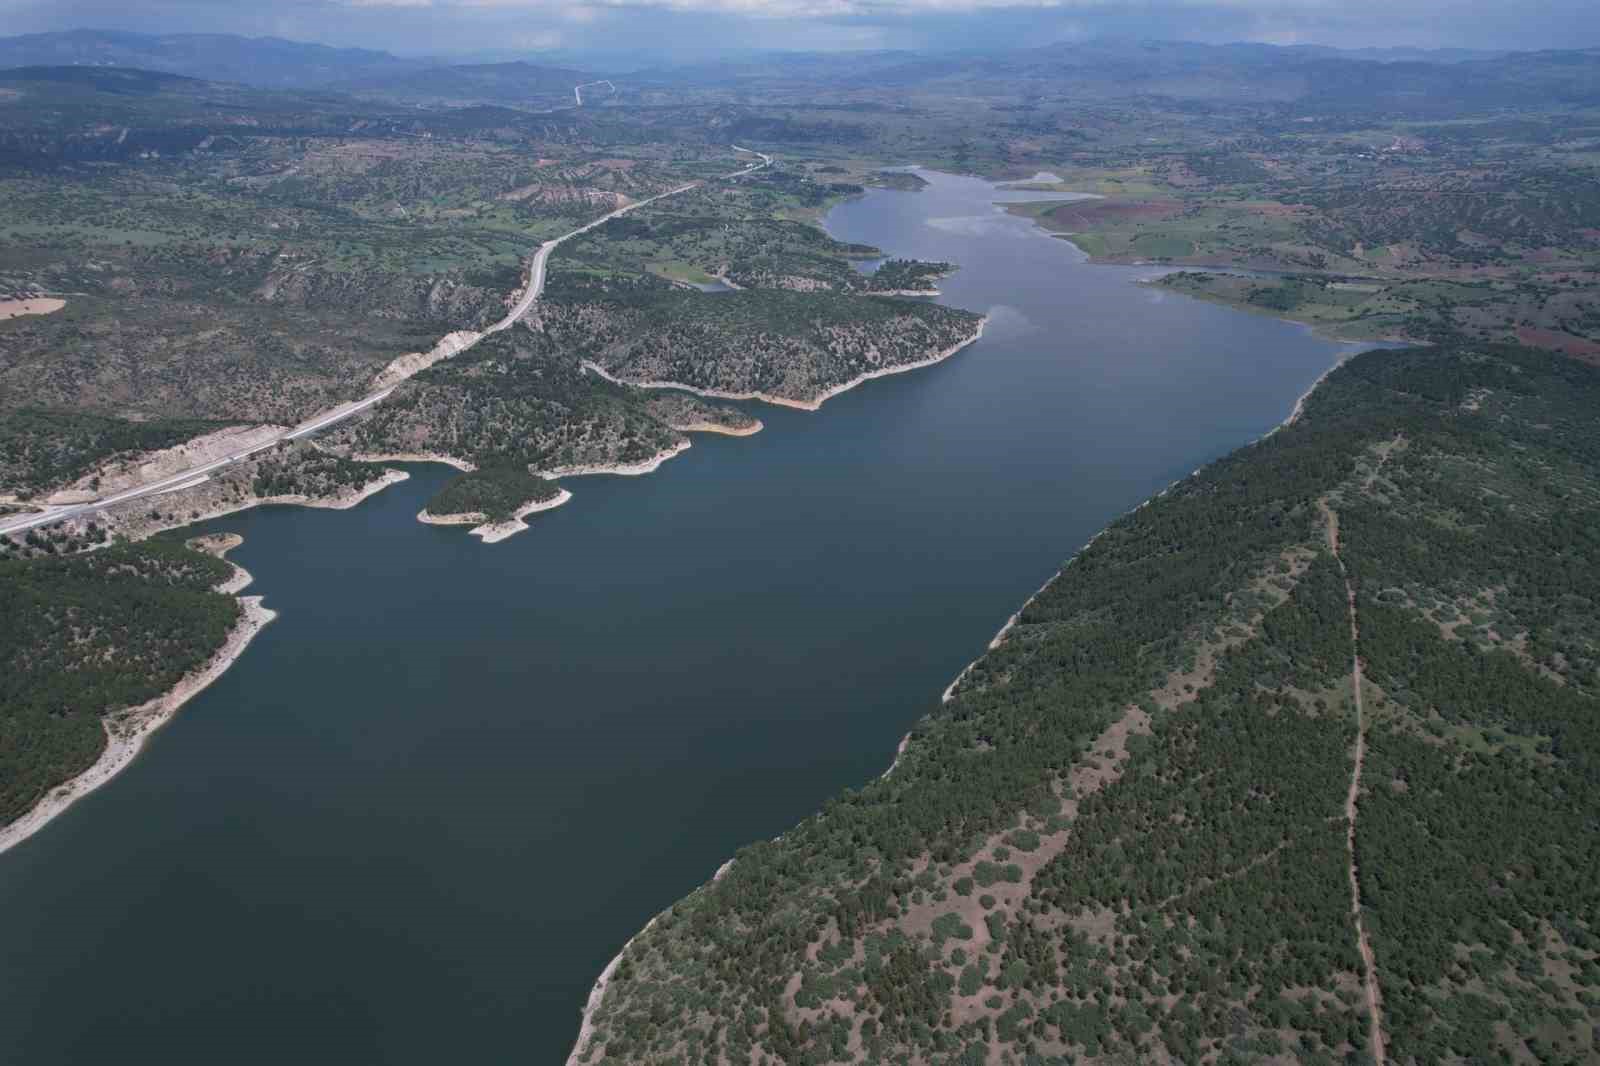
top-left (0, 147), bottom-right (771, 540)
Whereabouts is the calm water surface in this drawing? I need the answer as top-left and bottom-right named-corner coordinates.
top-left (0, 171), bottom-right (1372, 1063)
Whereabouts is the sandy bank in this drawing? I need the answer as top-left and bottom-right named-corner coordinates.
top-left (867, 288), bottom-right (941, 297)
top-left (0, 550), bottom-right (276, 858)
top-left (349, 451), bottom-right (476, 472)
top-left (192, 533), bottom-right (253, 592)
top-left (582, 315), bottom-right (989, 413)
top-left (106, 468), bottom-right (410, 543)
top-left (540, 439), bottom-right (692, 479)
top-left (286, 469), bottom-right (412, 510)
top-left (881, 730), bottom-right (914, 779)
top-left (414, 510), bottom-right (486, 527)
top-left (1276, 358), bottom-right (1342, 433)
top-left (672, 418), bottom-right (764, 437)
top-left (416, 487), bottom-right (574, 544)
top-left (0, 297), bottom-right (66, 319)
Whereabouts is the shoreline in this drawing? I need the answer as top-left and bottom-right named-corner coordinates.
top-left (539, 439), bottom-right (692, 479)
top-left (936, 332), bottom-right (1351, 716)
top-left (0, 550), bottom-right (277, 858)
top-left (881, 730), bottom-right (913, 779)
top-left (416, 487), bottom-right (575, 543)
top-left (565, 854), bottom-right (738, 1066)
top-left (349, 451), bottom-right (476, 472)
top-left (268, 469), bottom-right (412, 512)
top-left (101, 468), bottom-right (411, 543)
top-left (672, 419), bottom-right (764, 437)
top-left (1135, 273), bottom-right (1413, 348)
top-left (580, 315), bottom-right (989, 413)
top-left (564, 169), bottom-right (1371, 1058)
top-left (1279, 357), bottom-right (1341, 431)
top-left (0, 474), bottom-right (409, 854)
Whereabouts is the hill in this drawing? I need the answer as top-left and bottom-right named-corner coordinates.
top-left (638, 40), bottom-right (1600, 115)
top-left (0, 540), bottom-right (240, 826)
top-left (338, 60), bottom-right (595, 109)
top-left (0, 29), bottom-right (429, 88)
top-left (571, 342), bottom-right (1600, 1065)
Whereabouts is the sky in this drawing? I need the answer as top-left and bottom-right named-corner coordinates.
top-left (2, 0), bottom-right (1598, 60)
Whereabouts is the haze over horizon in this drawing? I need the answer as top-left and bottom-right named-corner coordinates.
top-left (2, 0), bottom-right (1598, 64)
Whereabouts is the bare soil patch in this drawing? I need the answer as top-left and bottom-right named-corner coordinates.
top-left (1517, 326), bottom-right (1600, 363)
top-left (0, 297), bottom-right (65, 319)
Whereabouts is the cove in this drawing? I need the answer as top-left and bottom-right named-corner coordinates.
top-left (0, 169), bottom-right (1374, 1064)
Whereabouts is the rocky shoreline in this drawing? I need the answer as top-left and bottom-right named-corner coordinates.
top-left (416, 487), bottom-right (575, 544)
top-left (581, 314), bottom-right (989, 413)
top-left (540, 439), bottom-right (693, 479)
top-left (0, 542), bottom-right (276, 857)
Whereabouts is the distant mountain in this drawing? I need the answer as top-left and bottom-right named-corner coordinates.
top-left (634, 40), bottom-right (1600, 115)
top-left (6, 33), bottom-right (1599, 117)
top-left (0, 29), bottom-right (432, 89)
top-left (338, 61), bottom-right (597, 108)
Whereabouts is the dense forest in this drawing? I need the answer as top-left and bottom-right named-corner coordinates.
top-left (423, 465), bottom-right (561, 522)
top-left (573, 343), bottom-right (1600, 1065)
top-left (0, 541), bottom-right (238, 826)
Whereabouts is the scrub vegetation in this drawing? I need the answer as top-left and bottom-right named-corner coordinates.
top-left (0, 66), bottom-right (724, 495)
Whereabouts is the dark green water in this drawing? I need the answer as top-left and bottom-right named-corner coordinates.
top-left (0, 171), bottom-right (1374, 1063)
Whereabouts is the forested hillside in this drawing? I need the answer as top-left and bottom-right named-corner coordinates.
top-left (572, 343), bottom-right (1600, 1065)
top-left (330, 328), bottom-right (690, 475)
top-left (0, 542), bottom-right (239, 825)
top-left (532, 273), bottom-right (982, 405)
top-left (423, 466), bottom-right (562, 522)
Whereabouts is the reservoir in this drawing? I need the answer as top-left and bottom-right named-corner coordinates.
top-left (0, 170), bottom-right (1373, 1064)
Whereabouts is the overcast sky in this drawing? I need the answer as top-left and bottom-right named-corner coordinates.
top-left (3, 0), bottom-right (1598, 59)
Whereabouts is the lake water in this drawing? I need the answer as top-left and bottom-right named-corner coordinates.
top-left (0, 170), bottom-right (1373, 1064)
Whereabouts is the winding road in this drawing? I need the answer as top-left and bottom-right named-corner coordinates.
top-left (573, 80), bottom-right (616, 106)
top-left (0, 146), bottom-right (771, 540)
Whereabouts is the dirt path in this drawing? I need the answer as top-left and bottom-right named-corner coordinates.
top-left (1321, 496), bottom-right (1387, 1066)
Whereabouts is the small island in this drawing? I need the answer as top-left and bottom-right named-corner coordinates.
top-left (419, 466), bottom-right (572, 544)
